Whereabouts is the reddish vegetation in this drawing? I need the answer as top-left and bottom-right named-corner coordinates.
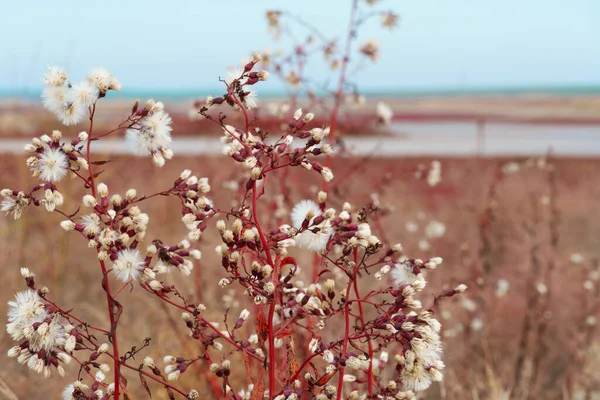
top-left (1, 155), bottom-right (599, 398)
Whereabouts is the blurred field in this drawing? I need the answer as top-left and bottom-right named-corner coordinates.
top-left (2, 93), bottom-right (600, 140)
top-left (0, 151), bottom-right (599, 399)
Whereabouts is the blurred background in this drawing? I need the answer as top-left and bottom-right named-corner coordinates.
top-left (1, 0), bottom-right (599, 399)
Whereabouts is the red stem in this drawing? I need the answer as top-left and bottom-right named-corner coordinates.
top-left (105, 352), bottom-right (189, 398)
top-left (141, 285), bottom-right (262, 360)
top-left (325, 0), bottom-right (359, 169)
top-left (251, 181), bottom-right (278, 398)
top-left (99, 259), bottom-right (122, 398)
top-left (336, 248), bottom-right (359, 400)
top-left (42, 298), bottom-right (109, 334)
top-left (336, 293), bottom-right (351, 400)
top-left (352, 278), bottom-right (374, 394)
top-left (87, 103), bottom-right (122, 399)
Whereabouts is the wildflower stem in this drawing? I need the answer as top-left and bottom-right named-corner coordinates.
top-left (99, 258), bottom-right (122, 399)
top-left (105, 352), bottom-right (189, 398)
top-left (336, 249), bottom-right (358, 400)
top-left (142, 285), bottom-right (263, 361)
top-left (352, 278), bottom-right (374, 394)
top-left (42, 297), bottom-right (110, 334)
top-left (156, 300), bottom-right (223, 398)
top-left (113, 282), bottom-right (129, 298)
top-left (250, 180), bottom-right (278, 397)
top-left (86, 104), bottom-right (98, 197)
top-left (324, 0), bottom-right (359, 174)
top-left (336, 295), bottom-right (351, 400)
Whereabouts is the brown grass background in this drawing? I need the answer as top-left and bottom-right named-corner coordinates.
top-left (1, 152), bottom-right (599, 399)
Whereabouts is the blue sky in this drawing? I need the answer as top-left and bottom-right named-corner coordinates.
top-left (1, 0), bottom-right (598, 91)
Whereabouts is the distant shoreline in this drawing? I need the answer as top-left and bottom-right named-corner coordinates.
top-left (3, 85), bottom-right (600, 101)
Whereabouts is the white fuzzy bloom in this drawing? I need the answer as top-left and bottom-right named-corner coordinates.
top-left (60, 102), bottom-right (86, 126)
top-left (295, 226), bottom-right (331, 252)
top-left (239, 309), bottom-right (250, 321)
top-left (226, 66), bottom-right (244, 85)
top-left (243, 90), bottom-right (258, 110)
top-left (425, 221), bottom-right (446, 239)
top-left (42, 86), bottom-right (68, 115)
top-left (454, 284), bottom-right (468, 293)
top-left (34, 147), bottom-right (69, 182)
top-left (291, 200), bottom-right (320, 227)
top-left (43, 189), bottom-right (64, 212)
top-left (291, 200), bottom-right (332, 252)
top-left (7, 290), bottom-right (48, 342)
top-left (43, 66), bottom-right (67, 87)
top-left (60, 220), bottom-right (75, 231)
top-left (391, 263), bottom-right (421, 286)
top-left (536, 282), bottom-right (548, 295)
top-left (81, 214), bottom-right (101, 236)
top-left (346, 356), bottom-right (370, 370)
top-left (85, 68), bottom-right (113, 93)
top-left (1, 193), bottom-right (28, 220)
top-left (112, 249), bottom-right (145, 282)
top-left (322, 350), bottom-right (335, 363)
top-left (495, 279), bottom-right (510, 297)
top-left (20, 268), bottom-right (34, 278)
top-left (126, 110), bottom-right (173, 162)
top-left (427, 161), bottom-right (442, 187)
top-left (461, 298), bottom-right (477, 312)
top-left (470, 318), bottom-right (484, 331)
top-left (320, 167), bottom-right (334, 182)
top-left (71, 82), bottom-right (99, 108)
top-left (570, 253), bottom-right (584, 264)
top-left (377, 102), bottom-right (393, 124)
top-left (309, 337), bottom-right (320, 353)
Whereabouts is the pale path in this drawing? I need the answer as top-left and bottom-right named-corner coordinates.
top-left (1, 122), bottom-right (600, 157)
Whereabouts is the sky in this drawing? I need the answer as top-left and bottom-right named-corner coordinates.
top-left (0, 0), bottom-right (598, 92)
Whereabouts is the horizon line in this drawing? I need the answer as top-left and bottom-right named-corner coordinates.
top-left (2, 83), bottom-right (600, 100)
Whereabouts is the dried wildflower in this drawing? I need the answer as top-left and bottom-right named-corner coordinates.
top-left (360, 40), bottom-right (380, 62)
top-left (1, 190), bottom-right (29, 219)
top-left (382, 12), bottom-right (399, 29)
top-left (112, 249), bottom-right (145, 282)
top-left (495, 279), bottom-right (510, 297)
top-left (427, 161), bottom-right (442, 187)
top-left (70, 82), bottom-right (99, 108)
top-left (291, 200), bottom-right (332, 252)
top-left (126, 108), bottom-right (173, 167)
top-left (425, 221), bottom-right (446, 239)
top-left (42, 86), bottom-right (68, 115)
top-left (377, 102), bottom-right (393, 125)
top-left (6, 290), bottom-right (47, 341)
top-left (33, 147), bottom-right (70, 182)
top-left (266, 10), bottom-right (282, 38)
top-left (43, 66), bottom-right (67, 87)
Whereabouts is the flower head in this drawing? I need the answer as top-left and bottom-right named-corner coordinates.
top-left (291, 200), bottom-right (332, 252)
top-left (360, 40), bottom-right (380, 62)
top-left (291, 200), bottom-right (320, 228)
top-left (391, 263), bottom-right (422, 286)
top-left (126, 109), bottom-right (173, 166)
top-left (34, 147), bottom-right (70, 182)
top-left (71, 82), bottom-right (99, 108)
top-left (377, 102), bottom-right (393, 125)
top-left (6, 289), bottom-right (48, 342)
top-left (43, 66), bottom-right (67, 87)
top-left (1, 192), bottom-right (29, 219)
top-left (112, 249), bottom-right (145, 282)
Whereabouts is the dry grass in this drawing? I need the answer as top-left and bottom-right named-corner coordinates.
top-left (1, 154), bottom-right (599, 399)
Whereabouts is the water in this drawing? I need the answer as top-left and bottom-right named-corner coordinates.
top-left (1, 121), bottom-right (599, 156)
top-left (3, 85), bottom-right (600, 101)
